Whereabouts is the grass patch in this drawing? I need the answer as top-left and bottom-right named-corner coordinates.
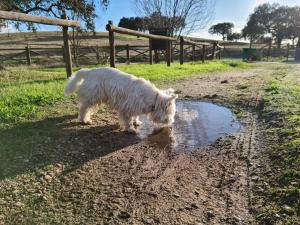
top-left (117, 60), bottom-right (249, 81)
top-left (0, 69), bottom-right (67, 126)
top-left (258, 65), bottom-right (300, 225)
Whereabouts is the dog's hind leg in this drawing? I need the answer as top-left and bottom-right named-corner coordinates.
top-left (79, 101), bottom-right (94, 124)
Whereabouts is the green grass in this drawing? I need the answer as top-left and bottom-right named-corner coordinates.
top-left (0, 69), bottom-right (67, 126)
top-left (258, 65), bottom-right (300, 225)
top-left (0, 60), bottom-right (248, 126)
top-left (117, 60), bottom-right (249, 81)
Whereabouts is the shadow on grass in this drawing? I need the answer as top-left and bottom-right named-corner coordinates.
top-left (0, 114), bottom-right (140, 180)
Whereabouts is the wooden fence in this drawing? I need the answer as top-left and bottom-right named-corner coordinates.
top-left (105, 21), bottom-right (223, 67)
top-left (0, 10), bottom-right (80, 77)
top-left (0, 46), bottom-right (63, 65)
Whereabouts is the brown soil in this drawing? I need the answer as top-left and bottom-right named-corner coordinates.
top-left (1, 64), bottom-right (277, 225)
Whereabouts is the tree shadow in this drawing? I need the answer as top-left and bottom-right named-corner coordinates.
top-left (0, 114), bottom-right (140, 180)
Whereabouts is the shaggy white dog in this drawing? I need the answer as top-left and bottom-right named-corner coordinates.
top-left (64, 67), bottom-right (177, 133)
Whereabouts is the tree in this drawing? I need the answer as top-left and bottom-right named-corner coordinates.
top-left (270, 6), bottom-right (290, 48)
top-left (134, 0), bottom-right (214, 36)
top-left (227, 32), bottom-right (242, 42)
top-left (141, 11), bottom-right (186, 33)
top-left (245, 3), bottom-right (291, 48)
top-left (0, 0), bottom-right (110, 31)
top-left (209, 22), bottom-right (234, 40)
top-left (118, 17), bottom-right (143, 31)
top-left (242, 17), bottom-right (265, 48)
top-left (286, 6), bottom-right (300, 48)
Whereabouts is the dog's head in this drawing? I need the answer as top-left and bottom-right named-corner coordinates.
top-left (150, 88), bottom-right (177, 126)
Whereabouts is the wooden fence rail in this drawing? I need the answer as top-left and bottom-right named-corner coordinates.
top-left (0, 10), bottom-right (79, 27)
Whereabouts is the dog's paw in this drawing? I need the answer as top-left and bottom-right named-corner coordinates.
top-left (82, 120), bottom-right (93, 125)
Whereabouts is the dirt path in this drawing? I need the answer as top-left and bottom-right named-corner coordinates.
top-left (1, 63), bottom-right (278, 225)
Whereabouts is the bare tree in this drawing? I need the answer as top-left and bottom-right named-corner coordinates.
top-left (134, 0), bottom-right (214, 36)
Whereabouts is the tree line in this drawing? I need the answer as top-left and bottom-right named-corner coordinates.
top-left (209, 3), bottom-right (300, 48)
top-left (243, 3), bottom-right (300, 48)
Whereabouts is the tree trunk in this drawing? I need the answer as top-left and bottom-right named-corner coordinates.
top-left (292, 37), bottom-right (295, 49)
top-left (249, 37), bottom-right (253, 49)
top-left (277, 38), bottom-right (282, 49)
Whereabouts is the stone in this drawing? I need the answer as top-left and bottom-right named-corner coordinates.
top-left (221, 79), bottom-right (229, 84)
top-left (207, 210), bottom-right (215, 219)
top-left (118, 211), bottom-right (131, 219)
top-left (44, 175), bottom-right (52, 181)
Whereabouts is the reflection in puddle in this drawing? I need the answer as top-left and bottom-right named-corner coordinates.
top-left (137, 101), bottom-right (241, 151)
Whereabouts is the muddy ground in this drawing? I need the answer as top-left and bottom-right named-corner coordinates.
top-left (0, 63), bottom-right (290, 224)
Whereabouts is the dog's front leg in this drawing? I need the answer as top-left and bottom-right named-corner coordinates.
top-left (119, 112), bottom-right (136, 134)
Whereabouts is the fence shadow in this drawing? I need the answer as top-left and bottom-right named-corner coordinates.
top-left (0, 114), bottom-right (140, 180)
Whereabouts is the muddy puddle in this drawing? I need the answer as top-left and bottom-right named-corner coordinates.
top-left (137, 101), bottom-right (241, 151)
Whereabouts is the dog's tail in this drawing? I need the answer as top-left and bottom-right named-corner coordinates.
top-left (64, 69), bottom-right (89, 96)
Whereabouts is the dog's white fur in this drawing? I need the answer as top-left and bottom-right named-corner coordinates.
top-left (64, 67), bottom-right (177, 133)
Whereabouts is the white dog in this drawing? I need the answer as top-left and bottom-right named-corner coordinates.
top-left (64, 67), bottom-right (177, 133)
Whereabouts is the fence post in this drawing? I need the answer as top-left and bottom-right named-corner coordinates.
top-left (171, 44), bottom-right (174, 63)
top-left (149, 39), bottom-right (153, 65)
top-left (108, 20), bottom-right (115, 67)
top-left (267, 41), bottom-right (271, 61)
top-left (25, 45), bottom-right (31, 66)
top-left (286, 43), bottom-right (290, 61)
top-left (126, 44), bottom-right (130, 64)
top-left (192, 44), bottom-right (195, 61)
top-left (202, 45), bottom-right (206, 63)
top-left (180, 36), bottom-right (184, 65)
top-left (62, 46), bottom-right (65, 62)
top-left (154, 50), bottom-right (159, 63)
top-left (62, 13), bottom-right (72, 78)
top-left (166, 41), bottom-right (171, 67)
top-left (212, 42), bottom-right (216, 60)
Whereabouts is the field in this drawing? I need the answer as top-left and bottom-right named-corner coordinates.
top-left (0, 61), bottom-right (299, 225)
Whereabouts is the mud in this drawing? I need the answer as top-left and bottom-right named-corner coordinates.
top-left (138, 101), bottom-right (241, 152)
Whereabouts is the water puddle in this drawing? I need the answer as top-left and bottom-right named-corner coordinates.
top-left (137, 101), bottom-right (241, 151)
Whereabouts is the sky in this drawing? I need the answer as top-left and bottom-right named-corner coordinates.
top-left (2, 0), bottom-right (300, 39)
